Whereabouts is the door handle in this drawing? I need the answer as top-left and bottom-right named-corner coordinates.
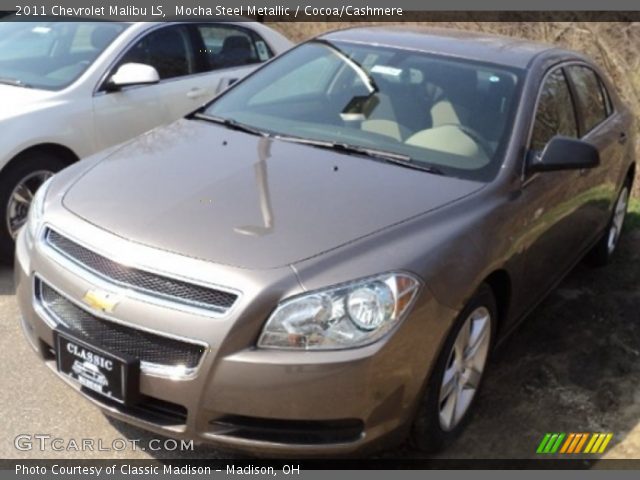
top-left (187, 88), bottom-right (207, 99)
top-left (619, 132), bottom-right (628, 145)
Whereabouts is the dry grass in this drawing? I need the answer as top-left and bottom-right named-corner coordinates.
top-left (267, 21), bottom-right (640, 196)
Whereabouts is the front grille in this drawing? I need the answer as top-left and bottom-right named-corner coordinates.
top-left (45, 229), bottom-right (238, 314)
top-left (38, 280), bottom-right (205, 369)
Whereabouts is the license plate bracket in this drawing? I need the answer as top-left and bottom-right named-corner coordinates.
top-left (54, 326), bottom-right (140, 405)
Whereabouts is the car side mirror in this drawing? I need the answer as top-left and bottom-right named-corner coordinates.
top-left (527, 136), bottom-right (600, 174)
top-left (106, 63), bottom-right (160, 91)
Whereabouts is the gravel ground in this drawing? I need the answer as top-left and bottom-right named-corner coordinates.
top-left (2, 222), bottom-right (639, 460)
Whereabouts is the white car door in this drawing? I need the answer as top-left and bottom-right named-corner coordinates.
top-left (92, 23), bottom-right (278, 152)
top-left (92, 24), bottom-right (208, 151)
top-left (190, 23), bottom-right (276, 95)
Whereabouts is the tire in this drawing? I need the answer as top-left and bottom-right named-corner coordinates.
top-left (586, 179), bottom-right (632, 268)
top-left (0, 152), bottom-right (66, 264)
top-left (410, 284), bottom-right (497, 452)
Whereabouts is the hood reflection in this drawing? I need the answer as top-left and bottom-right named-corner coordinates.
top-left (234, 137), bottom-right (274, 237)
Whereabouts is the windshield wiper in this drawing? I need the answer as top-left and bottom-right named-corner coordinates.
top-left (192, 113), bottom-right (269, 137)
top-left (0, 77), bottom-right (32, 88)
top-left (192, 113), bottom-right (443, 175)
top-left (275, 135), bottom-right (444, 175)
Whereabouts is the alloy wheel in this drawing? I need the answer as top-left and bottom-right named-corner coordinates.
top-left (6, 170), bottom-right (54, 239)
top-left (607, 186), bottom-right (629, 255)
top-left (438, 306), bottom-right (492, 431)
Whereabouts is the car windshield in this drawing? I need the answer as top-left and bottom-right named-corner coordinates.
top-left (0, 21), bottom-right (128, 90)
top-left (204, 40), bottom-right (522, 180)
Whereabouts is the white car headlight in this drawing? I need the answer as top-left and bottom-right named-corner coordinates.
top-left (258, 272), bottom-right (422, 350)
top-left (26, 177), bottom-right (53, 239)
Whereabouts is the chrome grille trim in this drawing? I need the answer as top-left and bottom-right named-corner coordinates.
top-left (33, 276), bottom-right (208, 379)
top-left (43, 228), bottom-right (239, 316)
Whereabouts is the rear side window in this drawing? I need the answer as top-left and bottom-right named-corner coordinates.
top-left (531, 68), bottom-right (578, 152)
top-left (566, 66), bottom-right (609, 134)
top-left (600, 78), bottom-right (614, 116)
top-left (194, 25), bottom-right (272, 72)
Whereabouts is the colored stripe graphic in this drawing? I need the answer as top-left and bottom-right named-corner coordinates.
top-left (550, 433), bottom-right (565, 453)
top-left (538, 433), bottom-right (613, 454)
top-left (562, 433), bottom-right (581, 453)
top-left (544, 434), bottom-right (559, 453)
top-left (584, 433), bottom-right (598, 453)
top-left (560, 433), bottom-right (575, 453)
top-left (584, 433), bottom-right (614, 454)
top-left (574, 433), bottom-right (589, 453)
top-left (598, 433), bottom-right (613, 453)
top-left (537, 433), bottom-right (565, 454)
top-left (537, 433), bottom-right (552, 453)
top-left (568, 433), bottom-right (581, 453)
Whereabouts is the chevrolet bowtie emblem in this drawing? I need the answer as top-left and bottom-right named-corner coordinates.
top-left (82, 289), bottom-right (121, 313)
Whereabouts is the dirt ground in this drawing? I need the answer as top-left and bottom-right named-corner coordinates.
top-left (2, 213), bottom-right (639, 460)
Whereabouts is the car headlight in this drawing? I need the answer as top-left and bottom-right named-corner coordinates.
top-left (258, 272), bottom-right (422, 350)
top-left (26, 177), bottom-right (53, 239)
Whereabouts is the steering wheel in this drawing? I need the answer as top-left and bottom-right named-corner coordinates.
top-left (442, 123), bottom-right (493, 159)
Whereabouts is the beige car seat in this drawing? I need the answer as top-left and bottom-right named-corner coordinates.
top-left (360, 93), bottom-right (409, 142)
top-left (405, 125), bottom-right (490, 169)
top-left (426, 63), bottom-right (476, 129)
top-left (430, 100), bottom-right (471, 128)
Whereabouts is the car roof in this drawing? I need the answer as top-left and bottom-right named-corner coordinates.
top-left (319, 26), bottom-right (572, 69)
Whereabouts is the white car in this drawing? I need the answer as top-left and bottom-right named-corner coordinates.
top-left (0, 20), bottom-right (292, 259)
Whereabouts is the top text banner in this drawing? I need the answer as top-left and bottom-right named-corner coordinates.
top-left (0, 0), bottom-right (639, 20)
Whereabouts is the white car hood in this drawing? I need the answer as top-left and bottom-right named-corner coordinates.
top-left (0, 84), bottom-right (59, 120)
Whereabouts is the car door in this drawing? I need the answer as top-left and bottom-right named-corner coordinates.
top-left (92, 24), bottom-right (208, 150)
top-left (564, 64), bottom-right (627, 239)
top-left (517, 66), bottom-right (594, 301)
top-left (189, 23), bottom-right (274, 95)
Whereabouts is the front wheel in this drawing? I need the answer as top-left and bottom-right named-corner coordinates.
top-left (587, 181), bottom-right (631, 267)
top-left (411, 284), bottom-right (496, 452)
top-left (0, 153), bottom-right (66, 263)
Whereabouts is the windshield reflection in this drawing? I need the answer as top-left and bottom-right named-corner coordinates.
top-left (234, 137), bottom-right (275, 237)
top-left (0, 22), bottom-right (127, 90)
top-left (205, 40), bottom-right (521, 182)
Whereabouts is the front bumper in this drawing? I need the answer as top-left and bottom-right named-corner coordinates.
top-left (15, 216), bottom-right (456, 456)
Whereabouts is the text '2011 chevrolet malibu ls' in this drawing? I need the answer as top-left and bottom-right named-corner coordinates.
top-left (16, 27), bottom-right (636, 455)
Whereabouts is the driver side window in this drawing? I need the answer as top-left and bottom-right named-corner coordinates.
top-left (531, 68), bottom-right (578, 152)
top-left (117, 25), bottom-right (195, 80)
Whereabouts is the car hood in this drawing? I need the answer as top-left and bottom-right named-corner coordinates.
top-left (62, 119), bottom-right (485, 270)
top-left (0, 84), bottom-right (58, 120)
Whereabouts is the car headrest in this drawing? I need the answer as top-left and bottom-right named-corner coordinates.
top-left (221, 35), bottom-right (251, 52)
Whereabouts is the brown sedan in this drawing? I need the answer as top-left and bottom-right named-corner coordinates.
top-left (15, 26), bottom-right (636, 455)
